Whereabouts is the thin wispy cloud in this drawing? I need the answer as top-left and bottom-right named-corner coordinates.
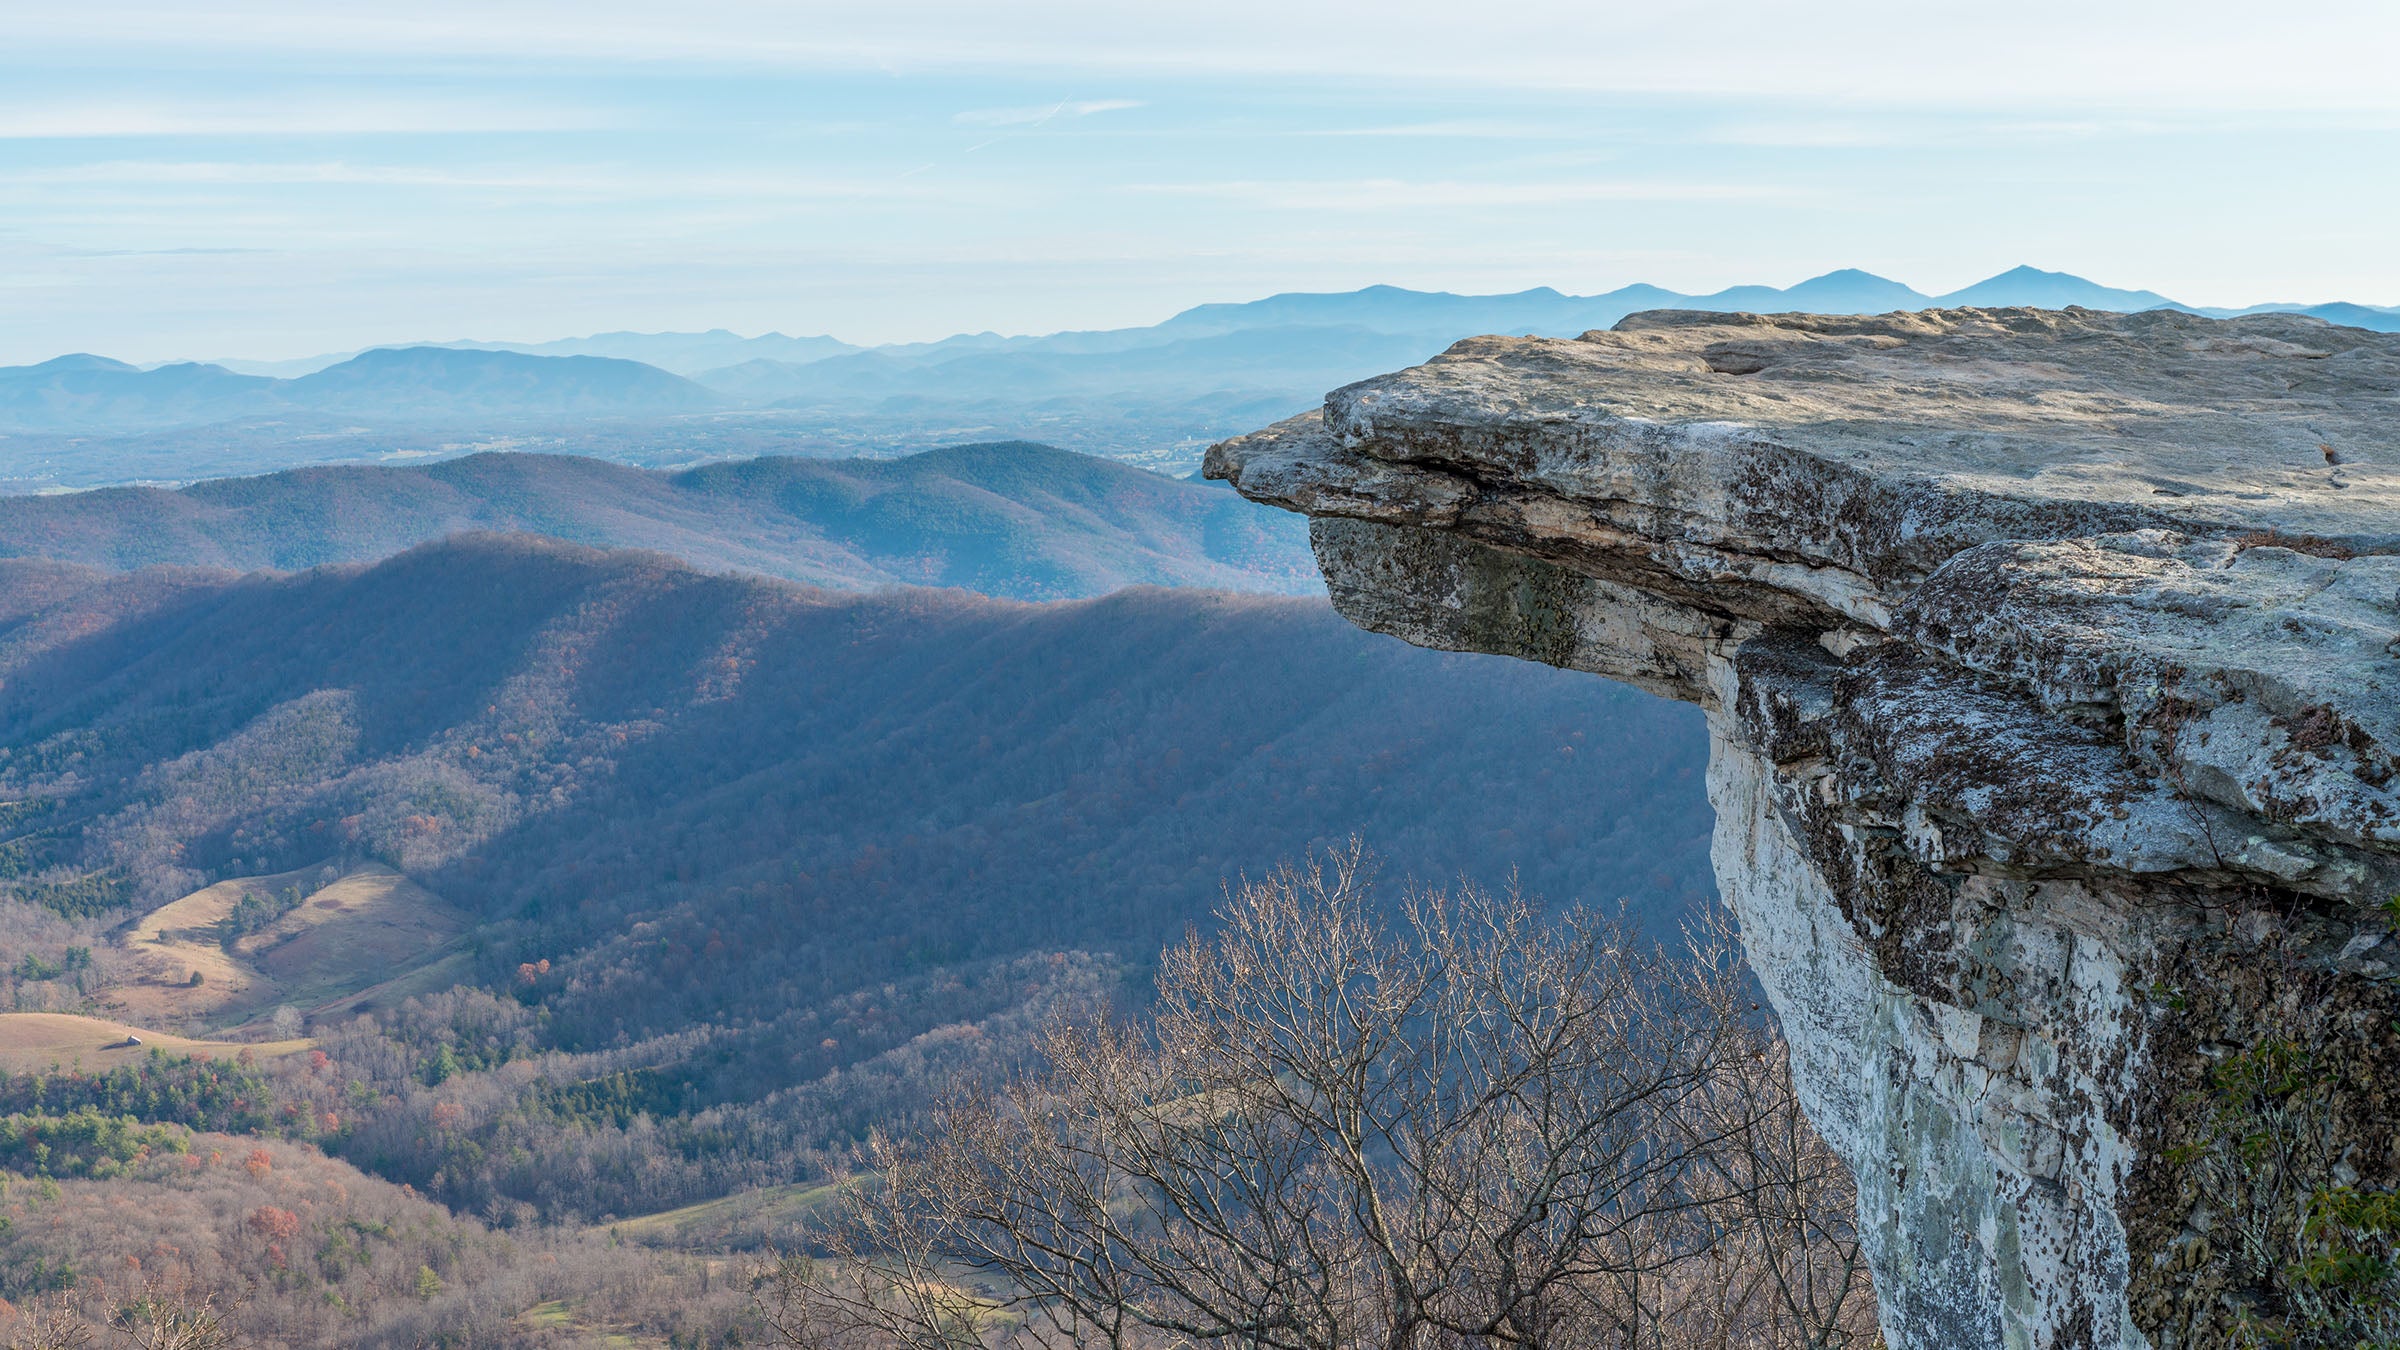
top-left (1298, 120), bottom-right (1576, 140)
top-left (1133, 179), bottom-right (1799, 211)
top-left (16, 2), bottom-right (2400, 113)
top-left (0, 161), bottom-right (936, 202)
top-left (953, 99), bottom-right (1143, 128)
top-left (1700, 117), bottom-right (2180, 150)
top-left (66, 246), bottom-right (275, 257)
top-left (0, 98), bottom-right (615, 139)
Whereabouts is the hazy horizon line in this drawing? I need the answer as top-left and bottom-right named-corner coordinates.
top-left (38, 264), bottom-right (2395, 371)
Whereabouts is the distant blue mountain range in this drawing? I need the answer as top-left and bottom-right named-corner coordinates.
top-left (5, 267), bottom-right (2393, 453)
top-left (1135, 265), bottom-right (2367, 341)
top-left (212, 329), bottom-right (859, 380)
top-left (0, 347), bottom-right (719, 433)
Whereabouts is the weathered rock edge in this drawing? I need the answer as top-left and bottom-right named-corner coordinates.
top-left (1206, 307), bottom-right (2400, 1350)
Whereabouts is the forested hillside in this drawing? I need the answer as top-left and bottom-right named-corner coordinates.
top-left (0, 443), bottom-right (1318, 599)
top-left (0, 535), bottom-right (1713, 1233)
top-left (0, 1126), bottom-right (753, 1345)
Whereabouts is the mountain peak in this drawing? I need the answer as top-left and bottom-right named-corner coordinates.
top-left (1776, 269), bottom-right (1931, 309)
top-left (31, 353), bottom-right (140, 374)
top-left (1933, 266), bottom-right (2177, 312)
top-left (279, 345), bottom-right (722, 417)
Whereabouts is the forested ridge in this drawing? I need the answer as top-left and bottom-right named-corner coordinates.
top-left (0, 442), bottom-right (1318, 599)
top-left (0, 535), bottom-right (1714, 1267)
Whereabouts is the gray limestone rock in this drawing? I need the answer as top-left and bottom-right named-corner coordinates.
top-left (1206, 307), bottom-right (2400, 1350)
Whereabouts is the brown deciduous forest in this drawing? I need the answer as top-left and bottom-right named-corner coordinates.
top-left (0, 529), bottom-right (1757, 1345)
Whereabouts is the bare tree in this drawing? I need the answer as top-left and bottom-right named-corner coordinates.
top-left (2, 1282), bottom-right (239, 1350)
top-left (1650, 946), bottom-right (1880, 1350)
top-left (3, 1294), bottom-right (97, 1350)
top-left (106, 1293), bottom-right (239, 1350)
top-left (762, 844), bottom-right (1876, 1350)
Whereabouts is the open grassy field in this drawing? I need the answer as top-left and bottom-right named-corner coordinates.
top-left (517, 1299), bottom-right (673, 1348)
top-left (235, 864), bottom-right (467, 1007)
top-left (302, 949), bottom-right (475, 1023)
top-left (603, 1178), bottom-right (856, 1249)
top-left (0, 1012), bottom-right (310, 1073)
top-left (115, 862), bottom-right (327, 1020)
top-left (110, 861), bottom-right (468, 1030)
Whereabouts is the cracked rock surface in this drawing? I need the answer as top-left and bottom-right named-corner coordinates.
top-left (1207, 307), bottom-right (2400, 1349)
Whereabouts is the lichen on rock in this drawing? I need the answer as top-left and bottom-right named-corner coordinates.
top-left (1206, 306), bottom-right (2400, 1350)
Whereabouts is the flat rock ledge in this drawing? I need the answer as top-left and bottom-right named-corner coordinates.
top-left (1207, 307), bottom-right (2400, 1350)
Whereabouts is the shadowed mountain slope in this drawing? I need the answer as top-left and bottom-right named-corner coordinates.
top-left (0, 442), bottom-right (1320, 599)
top-left (0, 534), bottom-right (1714, 1224)
top-left (0, 535), bottom-right (1711, 1017)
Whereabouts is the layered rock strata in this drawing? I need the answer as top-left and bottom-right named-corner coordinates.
top-left (1205, 308), bottom-right (2400, 1349)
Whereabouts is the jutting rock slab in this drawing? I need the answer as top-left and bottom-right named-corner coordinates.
top-left (1207, 307), bottom-right (2400, 1350)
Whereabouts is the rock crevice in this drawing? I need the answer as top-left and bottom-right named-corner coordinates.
top-left (1207, 306), bottom-right (2400, 1349)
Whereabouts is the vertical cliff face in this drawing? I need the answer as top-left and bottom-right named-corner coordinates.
top-left (1206, 308), bottom-right (2400, 1349)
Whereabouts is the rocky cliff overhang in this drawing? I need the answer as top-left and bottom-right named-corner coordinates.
top-left (1207, 307), bottom-right (2400, 1349)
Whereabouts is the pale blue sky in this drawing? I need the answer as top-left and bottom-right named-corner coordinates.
top-left (5, 0), bottom-right (2397, 363)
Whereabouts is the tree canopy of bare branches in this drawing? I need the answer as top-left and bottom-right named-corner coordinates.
top-left (763, 845), bottom-right (1878, 1350)
top-left (2, 1282), bottom-right (238, 1350)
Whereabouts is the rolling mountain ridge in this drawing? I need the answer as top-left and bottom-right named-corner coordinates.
top-left (0, 345), bottom-right (721, 434)
top-left (7, 266), bottom-right (2392, 477)
top-left (0, 354), bottom-right (280, 430)
top-left (0, 441), bottom-right (1321, 599)
top-left (211, 328), bottom-right (863, 379)
top-left (0, 532), bottom-right (1713, 1230)
top-left (282, 346), bottom-right (720, 417)
top-left (685, 265), bottom-right (2394, 407)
